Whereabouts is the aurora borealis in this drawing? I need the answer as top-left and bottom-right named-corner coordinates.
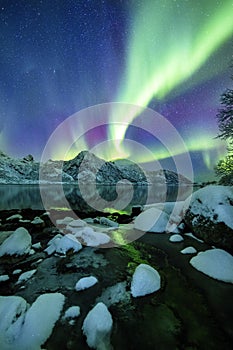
top-left (0, 0), bottom-right (233, 180)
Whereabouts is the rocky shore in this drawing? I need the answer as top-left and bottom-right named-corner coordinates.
top-left (0, 185), bottom-right (233, 350)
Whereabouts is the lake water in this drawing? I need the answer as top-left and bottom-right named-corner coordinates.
top-left (0, 184), bottom-right (193, 212)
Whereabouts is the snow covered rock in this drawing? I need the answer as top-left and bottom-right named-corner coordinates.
top-left (31, 216), bottom-right (44, 225)
top-left (6, 214), bottom-right (23, 221)
top-left (73, 227), bottom-right (111, 247)
top-left (0, 227), bottom-right (31, 256)
top-left (82, 302), bottom-right (113, 350)
top-left (0, 293), bottom-right (65, 350)
top-left (99, 217), bottom-right (119, 228)
top-left (63, 306), bottom-right (80, 321)
top-left (190, 249), bottom-right (233, 283)
top-left (75, 276), bottom-right (98, 291)
top-left (67, 219), bottom-right (86, 228)
top-left (45, 234), bottom-right (82, 255)
top-left (134, 208), bottom-right (169, 233)
top-left (55, 234), bottom-right (82, 255)
top-left (56, 216), bottom-right (74, 225)
top-left (185, 186), bottom-right (233, 253)
top-left (0, 275), bottom-right (9, 282)
top-left (169, 234), bottom-right (184, 242)
top-left (131, 263), bottom-right (161, 297)
top-left (181, 246), bottom-right (197, 254)
top-left (16, 269), bottom-right (37, 284)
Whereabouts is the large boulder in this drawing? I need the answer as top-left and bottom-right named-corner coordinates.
top-left (184, 186), bottom-right (233, 253)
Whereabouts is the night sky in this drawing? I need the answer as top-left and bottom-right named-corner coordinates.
top-left (0, 0), bottom-right (233, 180)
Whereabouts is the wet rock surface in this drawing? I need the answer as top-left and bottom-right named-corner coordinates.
top-left (0, 208), bottom-right (233, 349)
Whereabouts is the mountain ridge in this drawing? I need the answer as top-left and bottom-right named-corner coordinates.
top-left (0, 150), bottom-right (192, 185)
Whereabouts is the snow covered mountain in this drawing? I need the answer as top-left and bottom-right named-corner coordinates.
top-left (0, 150), bottom-right (191, 185)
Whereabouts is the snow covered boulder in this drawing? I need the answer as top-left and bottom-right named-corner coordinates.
top-left (190, 249), bottom-right (233, 283)
top-left (0, 293), bottom-right (65, 350)
top-left (131, 263), bottom-right (161, 297)
top-left (82, 302), bottom-right (113, 350)
top-left (134, 208), bottom-right (169, 233)
top-left (169, 234), bottom-right (184, 242)
top-left (185, 186), bottom-right (233, 253)
top-left (75, 276), bottom-right (98, 291)
top-left (0, 227), bottom-right (31, 257)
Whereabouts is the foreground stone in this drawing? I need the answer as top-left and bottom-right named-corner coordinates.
top-left (185, 186), bottom-right (233, 253)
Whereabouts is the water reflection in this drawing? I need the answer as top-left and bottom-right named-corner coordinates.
top-left (0, 184), bottom-right (193, 212)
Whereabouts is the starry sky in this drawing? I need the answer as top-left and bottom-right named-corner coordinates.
top-left (0, 0), bottom-right (233, 180)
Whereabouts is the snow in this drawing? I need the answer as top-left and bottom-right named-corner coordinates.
top-left (63, 306), bottom-right (80, 320)
top-left (31, 217), bottom-right (44, 225)
top-left (185, 232), bottom-right (204, 243)
top-left (134, 208), bottom-right (169, 233)
top-left (169, 234), bottom-right (184, 242)
top-left (6, 214), bottom-right (22, 221)
top-left (45, 233), bottom-right (82, 255)
top-left (17, 269), bottom-right (37, 284)
top-left (12, 269), bottom-right (22, 275)
top-left (131, 263), bottom-right (161, 297)
top-left (186, 185), bottom-right (233, 229)
top-left (82, 302), bottom-right (113, 350)
top-left (96, 282), bottom-right (130, 307)
top-left (75, 276), bottom-right (98, 291)
top-left (0, 227), bottom-right (32, 256)
top-left (0, 293), bottom-right (65, 350)
top-left (72, 227), bottom-right (111, 247)
top-left (181, 246), bottom-right (197, 254)
top-left (190, 249), bottom-right (233, 283)
top-left (0, 275), bottom-right (9, 282)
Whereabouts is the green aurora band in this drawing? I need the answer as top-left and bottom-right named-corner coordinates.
top-left (109, 0), bottom-right (233, 164)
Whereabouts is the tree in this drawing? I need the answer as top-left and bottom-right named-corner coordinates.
top-left (215, 67), bottom-right (233, 184)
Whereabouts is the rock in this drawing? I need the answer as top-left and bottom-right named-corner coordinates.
top-left (190, 249), bottom-right (233, 283)
top-left (131, 263), bottom-right (161, 297)
top-left (184, 186), bottom-right (233, 253)
top-left (75, 276), bottom-right (98, 291)
top-left (134, 208), bottom-right (169, 233)
top-left (0, 227), bottom-right (32, 256)
top-left (82, 302), bottom-right (113, 350)
top-left (169, 234), bottom-right (184, 242)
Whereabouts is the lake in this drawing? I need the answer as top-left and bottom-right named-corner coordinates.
top-left (0, 183), bottom-right (193, 212)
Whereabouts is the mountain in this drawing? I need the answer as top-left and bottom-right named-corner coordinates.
top-left (0, 150), bottom-right (192, 185)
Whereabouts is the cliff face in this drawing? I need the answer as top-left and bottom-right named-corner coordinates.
top-left (0, 150), bottom-right (191, 185)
